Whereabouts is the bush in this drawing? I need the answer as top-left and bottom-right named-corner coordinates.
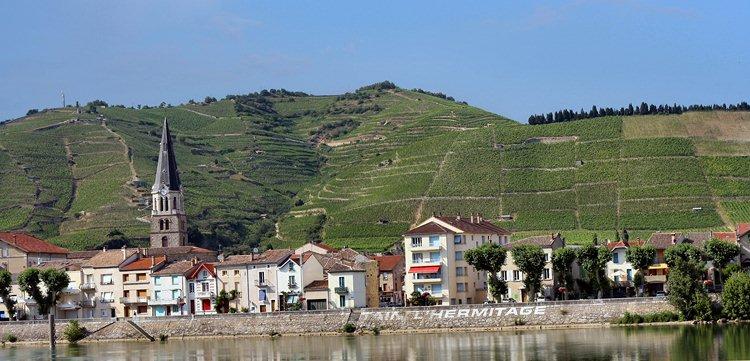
top-left (613, 311), bottom-right (682, 324)
top-left (342, 323), bottom-right (356, 333)
top-left (63, 320), bottom-right (87, 344)
top-left (241, 307), bottom-right (249, 313)
top-left (3, 333), bottom-right (17, 343)
top-left (371, 326), bottom-right (381, 335)
top-left (159, 334), bottom-right (168, 342)
top-left (723, 272), bottom-right (750, 320)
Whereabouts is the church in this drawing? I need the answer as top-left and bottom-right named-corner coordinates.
top-left (150, 118), bottom-right (188, 248)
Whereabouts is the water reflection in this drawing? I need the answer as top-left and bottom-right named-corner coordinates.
top-left (0, 324), bottom-right (748, 360)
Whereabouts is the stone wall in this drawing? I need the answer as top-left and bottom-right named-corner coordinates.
top-left (358, 298), bottom-right (676, 330)
top-left (0, 319), bottom-right (112, 342)
top-left (0, 298), bottom-right (676, 342)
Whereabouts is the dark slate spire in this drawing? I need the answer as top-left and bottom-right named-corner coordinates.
top-left (152, 118), bottom-right (181, 192)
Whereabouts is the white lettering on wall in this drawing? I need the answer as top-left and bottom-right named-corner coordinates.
top-left (360, 306), bottom-right (550, 322)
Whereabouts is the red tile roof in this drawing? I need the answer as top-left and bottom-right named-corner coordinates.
top-left (188, 263), bottom-right (216, 279)
top-left (120, 256), bottom-right (166, 271)
top-left (404, 222), bottom-right (454, 236)
top-left (738, 223), bottom-right (750, 237)
top-left (713, 232), bottom-right (737, 242)
top-left (434, 216), bottom-right (511, 235)
top-left (304, 279), bottom-right (329, 291)
top-left (507, 235), bottom-right (560, 249)
top-left (0, 232), bottom-right (69, 255)
top-left (371, 255), bottom-right (403, 272)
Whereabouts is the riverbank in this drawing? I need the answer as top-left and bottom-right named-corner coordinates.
top-left (0, 297), bottom-right (677, 344)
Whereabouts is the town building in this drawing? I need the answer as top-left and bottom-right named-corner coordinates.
top-left (370, 255), bottom-right (405, 306)
top-left (119, 256), bottom-right (166, 317)
top-left (403, 214), bottom-right (511, 305)
top-left (81, 248), bottom-right (140, 318)
top-left (187, 262), bottom-right (220, 315)
top-left (605, 239), bottom-right (644, 297)
top-left (37, 259), bottom-right (86, 319)
top-left (149, 260), bottom-right (199, 316)
top-left (276, 255), bottom-right (303, 309)
top-left (501, 234), bottom-right (565, 302)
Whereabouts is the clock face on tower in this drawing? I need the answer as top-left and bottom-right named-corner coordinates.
top-left (160, 187), bottom-right (169, 196)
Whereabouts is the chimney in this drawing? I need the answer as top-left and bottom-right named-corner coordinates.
top-left (122, 246), bottom-right (127, 259)
top-left (478, 213), bottom-right (483, 223)
top-left (191, 257), bottom-right (197, 266)
top-left (456, 213), bottom-right (461, 221)
top-left (470, 214), bottom-right (474, 223)
top-left (150, 256), bottom-right (155, 267)
top-left (103, 246), bottom-right (107, 252)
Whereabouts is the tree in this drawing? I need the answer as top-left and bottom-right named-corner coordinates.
top-left (465, 243), bottom-right (508, 301)
top-left (665, 244), bottom-right (712, 320)
top-left (722, 272), bottom-right (750, 320)
top-left (703, 239), bottom-right (740, 284)
top-left (577, 244), bottom-right (610, 298)
top-left (664, 243), bottom-right (704, 275)
top-left (551, 247), bottom-right (576, 299)
top-left (626, 245), bottom-right (657, 296)
top-left (0, 270), bottom-right (16, 319)
top-left (511, 244), bottom-right (546, 301)
top-left (214, 289), bottom-right (238, 313)
top-left (18, 268), bottom-right (70, 315)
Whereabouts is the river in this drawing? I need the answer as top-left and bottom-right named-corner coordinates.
top-left (0, 324), bottom-right (748, 360)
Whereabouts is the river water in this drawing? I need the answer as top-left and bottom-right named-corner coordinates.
top-left (0, 324), bottom-right (748, 360)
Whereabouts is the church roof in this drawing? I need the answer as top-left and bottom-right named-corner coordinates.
top-left (152, 118), bottom-right (181, 192)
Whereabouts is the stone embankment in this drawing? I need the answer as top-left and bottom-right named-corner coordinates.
top-left (0, 298), bottom-right (675, 343)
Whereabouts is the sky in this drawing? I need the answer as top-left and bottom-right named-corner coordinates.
top-left (1, 1), bottom-right (748, 122)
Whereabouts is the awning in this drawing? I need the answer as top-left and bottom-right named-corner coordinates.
top-left (409, 266), bottom-right (440, 274)
top-left (648, 263), bottom-right (668, 270)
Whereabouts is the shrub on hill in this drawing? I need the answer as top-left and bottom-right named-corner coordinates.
top-left (528, 101), bottom-right (750, 124)
top-left (357, 81), bottom-right (397, 92)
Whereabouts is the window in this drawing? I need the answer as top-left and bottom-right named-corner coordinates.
top-left (201, 282), bottom-right (209, 292)
top-left (457, 283), bottom-right (466, 292)
top-left (101, 292), bottom-right (113, 301)
top-left (411, 237), bottom-right (422, 247)
top-left (456, 267), bottom-right (465, 276)
top-left (543, 268), bottom-right (551, 280)
top-left (338, 276), bottom-right (345, 287)
top-left (201, 271), bottom-right (208, 279)
top-left (101, 274), bottom-right (113, 285)
top-left (481, 236), bottom-right (486, 244)
top-left (544, 253), bottom-right (550, 262)
top-left (339, 295), bottom-right (346, 308)
top-left (289, 275), bottom-right (296, 286)
top-left (431, 284), bottom-right (442, 294)
top-left (500, 271), bottom-right (507, 280)
top-left (258, 272), bottom-right (265, 284)
top-left (155, 277), bottom-right (162, 286)
top-left (259, 289), bottom-right (267, 301)
top-left (154, 291), bottom-right (162, 300)
top-left (412, 253), bottom-right (423, 264)
top-left (222, 270), bottom-right (228, 276)
top-left (453, 235), bottom-right (463, 244)
top-left (171, 276), bottom-right (179, 285)
top-left (429, 235), bottom-right (440, 246)
top-left (172, 290), bottom-right (179, 299)
top-left (189, 283), bottom-right (195, 293)
top-left (429, 252), bottom-right (440, 263)
top-left (234, 270), bottom-right (240, 276)
top-left (627, 269), bottom-right (633, 281)
top-left (613, 253), bottom-right (619, 264)
top-left (513, 270), bottom-right (520, 281)
top-left (454, 251), bottom-right (463, 261)
top-left (164, 219), bottom-right (170, 230)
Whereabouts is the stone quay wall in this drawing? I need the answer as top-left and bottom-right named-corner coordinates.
top-left (0, 298), bottom-right (675, 342)
top-left (358, 298), bottom-right (676, 331)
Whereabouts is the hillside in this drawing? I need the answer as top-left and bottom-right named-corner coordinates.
top-left (1, 85), bottom-right (750, 252)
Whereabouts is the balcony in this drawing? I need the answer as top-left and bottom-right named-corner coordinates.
top-left (123, 279), bottom-right (150, 285)
top-left (645, 275), bottom-right (667, 283)
top-left (334, 286), bottom-right (349, 295)
top-left (148, 297), bottom-right (182, 306)
top-left (412, 274), bottom-right (442, 283)
top-left (56, 302), bottom-right (80, 310)
top-left (410, 243), bottom-right (441, 251)
top-left (288, 281), bottom-right (298, 289)
top-left (119, 296), bottom-right (150, 304)
top-left (195, 290), bottom-right (214, 298)
top-left (80, 283), bottom-right (96, 291)
top-left (255, 280), bottom-right (270, 288)
top-left (62, 287), bottom-right (80, 294)
top-left (80, 299), bottom-right (96, 308)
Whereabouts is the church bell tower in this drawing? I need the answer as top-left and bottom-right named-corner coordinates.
top-left (150, 118), bottom-right (187, 248)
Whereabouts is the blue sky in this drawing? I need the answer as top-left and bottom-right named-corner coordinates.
top-left (1, 1), bottom-right (748, 122)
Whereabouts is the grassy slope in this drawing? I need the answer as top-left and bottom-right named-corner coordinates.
top-left (1, 88), bottom-right (749, 252)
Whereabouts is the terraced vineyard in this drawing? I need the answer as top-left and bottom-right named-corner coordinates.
top-left (1, 84), bottom-right (750, 252)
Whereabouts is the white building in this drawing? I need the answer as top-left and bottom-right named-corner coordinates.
top-left (149, 260), bottom-right (198, 316)
top-left (187, 263), bottom-right (220, 315)
top-left (276, 256), bottom-right (303, 308)
top-left (328, 262), bottom-right (367, 309)
top-left (403, 214), bottom-right (511, 305)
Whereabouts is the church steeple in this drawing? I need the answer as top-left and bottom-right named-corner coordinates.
top-left (150, 118), bottom-right (187, 248)
top-left (152, 118), bottom-right (181, 192)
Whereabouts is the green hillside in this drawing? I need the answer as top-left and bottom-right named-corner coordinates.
top-left (1, 84), bottom-right (750, 252)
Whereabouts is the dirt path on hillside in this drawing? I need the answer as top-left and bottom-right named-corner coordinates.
top-left (413, 150), bottom-right (453, 225)
top-left (183, 107), bottom-right (218, 119)
top-left (101, 119), bottom-right (138, 183)
top-left (61, 138), bottom-right (78, 214)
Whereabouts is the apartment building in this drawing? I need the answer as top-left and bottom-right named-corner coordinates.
top-left (403, 215), bottom-right (511, 305)
top-left (0, 232), bottom-right (69, 319)
top-left (605, 240), bottom-right (644, 296)
top-left (81, 249), bottom-right (139, 318)
top-left (501, 234), bottom-right (565, 302)
top-left (215, 249), bottom-right (292, 313)
top-left (187, 263), bottom-right (220, 315)
top-left (36, 260), bottom-right (86, 319)
top-left (149, 260), bottom-right (198, 316)
top-left (119, 256), bottom-right (166, 317)
top-left (370, 255), bottom-right (405, 306)
top-left (277, 256), bottom-right (303, 309)
top-left (328, 262), bottom-right (367, 309)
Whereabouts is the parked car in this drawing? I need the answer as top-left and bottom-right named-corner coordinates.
top-left (655, 291), bottom-right (666, 299)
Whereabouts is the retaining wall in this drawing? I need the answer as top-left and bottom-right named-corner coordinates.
top-left (0, 298), bottom-right (675, 342)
